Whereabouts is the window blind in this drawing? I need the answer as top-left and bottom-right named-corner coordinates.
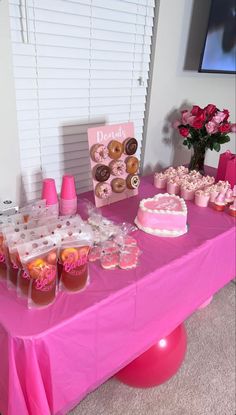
top-left (9, 0), bottom-right (155, 201)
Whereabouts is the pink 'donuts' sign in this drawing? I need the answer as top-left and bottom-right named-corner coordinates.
top-left (87, 122), bottom-right (139, 208)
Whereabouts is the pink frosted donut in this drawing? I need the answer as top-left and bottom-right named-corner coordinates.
top-left (95, 182), bottom-right (112, 199)
top-left (109, 160), bottom-right (126, 176)
top-left (91, 144), bottom-right (108, 162)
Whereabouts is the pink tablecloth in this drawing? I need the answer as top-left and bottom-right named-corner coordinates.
top-left (0, 174), bottom-right (235, 415)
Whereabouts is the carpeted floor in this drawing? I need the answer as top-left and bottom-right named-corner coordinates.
top-left (70, 282), bottom-right (236, 415)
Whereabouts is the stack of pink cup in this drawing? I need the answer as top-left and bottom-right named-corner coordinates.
top-left (60, 175), bottom-right (77, 216)
top-left (41, 178), bottom-right (59, 216)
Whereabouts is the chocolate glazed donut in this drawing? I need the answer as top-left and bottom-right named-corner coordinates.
top-left (123, 137), bottom-right (138, 155)
top-left (111, 178), bottom-right (126, 193)
top-left (94, 164), bottom-right (111, 182)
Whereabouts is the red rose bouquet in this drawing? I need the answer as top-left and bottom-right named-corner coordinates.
top-left (174, 104), bottom-right (235, 172)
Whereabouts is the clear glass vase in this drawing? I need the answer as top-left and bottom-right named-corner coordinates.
top-left (189, 143), bottom-right (206, 174)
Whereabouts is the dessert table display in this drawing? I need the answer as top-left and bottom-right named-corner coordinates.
top-left (0, 170), bottom-right (235, 415)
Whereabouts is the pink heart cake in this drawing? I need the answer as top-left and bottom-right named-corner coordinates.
top-left (134, 193), bottom-right (188, 237)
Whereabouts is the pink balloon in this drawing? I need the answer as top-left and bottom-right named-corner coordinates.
top-left (115, 324), bottom-right (187, 388)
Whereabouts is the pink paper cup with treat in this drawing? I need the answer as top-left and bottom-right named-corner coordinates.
top-left (41, 178), bottom-right (58, 206)
top-left (180, 187), bottom-right (195, 201)
top-left (195, 191), bottom-right (210, 207)
top-left (154, 174), bottom-right (167, 189)
top-left (167, 181), bottom-right (180, 195)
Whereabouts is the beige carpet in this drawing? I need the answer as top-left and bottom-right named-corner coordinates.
top-left (70, 282), bottom-right (236, 415)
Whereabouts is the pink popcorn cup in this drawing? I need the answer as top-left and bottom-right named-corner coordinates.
top-left (195, 191), bottom-right (210, 207)
top-left (180, 187), bottom-right (195, 200)
top-left (154, 174), bottom-right (167, 189)
top-left (167, 181), bottom-right (180, 195)
top-left (41, 178), bottom-right (58, 206)
top-left (60, 175), bottom-right (77, 216)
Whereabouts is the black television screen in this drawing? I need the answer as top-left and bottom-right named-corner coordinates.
top-left (199, 0), bottom-right (236, 73)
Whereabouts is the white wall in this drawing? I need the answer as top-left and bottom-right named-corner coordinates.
top-left (0, 0), bottom-right (20, 203)
top-left (143, 0), bottom-right (236, 174)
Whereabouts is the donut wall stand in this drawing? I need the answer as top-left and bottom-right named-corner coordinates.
top-left (87, 122), bottom-right (140, 208)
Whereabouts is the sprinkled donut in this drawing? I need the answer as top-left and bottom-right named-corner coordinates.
top-left (95, 182), bottom-right (112, 199)
top-left (123, 137), bottom-right (138, 155)
top-left (125, 156), bottom-right (139, 174)
top-left (109, 160), bottom-right (126, 176)
top-left (111, 178), bottom-right (126, 193)
top-left (94, 164), bottom-right (111, 182)
top-left (108, 140), bottom-right (123, 160)
top-left (126, 174), bottom-right (140, 189)
top-left (90, 144), bottom-right (108, 163)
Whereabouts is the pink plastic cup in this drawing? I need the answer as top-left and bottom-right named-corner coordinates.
top-left (60, 175), bottom-right (77, 216)
top-left (60, 175), bottom-right (77, 200)
top-left (41, 178), bottom-right (58, 206)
